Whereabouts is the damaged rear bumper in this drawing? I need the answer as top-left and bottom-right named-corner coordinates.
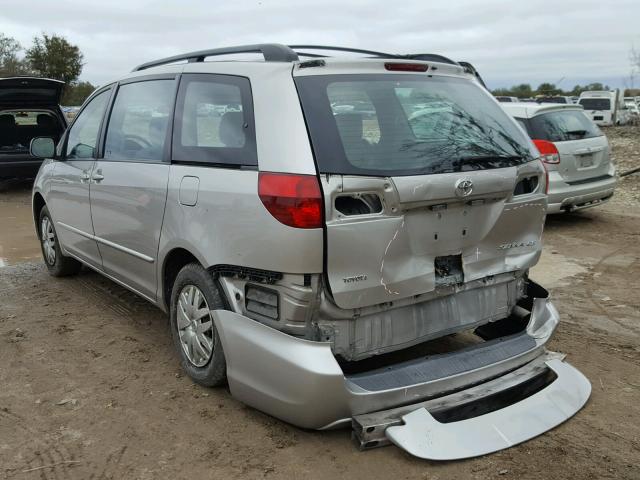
top-left (211, 281), bottom-right (590, 458)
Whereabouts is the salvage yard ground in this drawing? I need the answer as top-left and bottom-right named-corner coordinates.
top-left (0, 127), bottom-right (639, 479)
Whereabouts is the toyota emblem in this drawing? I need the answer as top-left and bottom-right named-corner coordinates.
top-left (455, 179), bottom-right (474, 197)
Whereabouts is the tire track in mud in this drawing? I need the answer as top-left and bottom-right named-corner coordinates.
top-left (72, 272), bottom-right (157, 322)
top-left (86, 445), bottom-right (128, 480)
top-left (0, 407), bottom-right (78, 480)
top-left (1, 406), bottom-right (129, 479)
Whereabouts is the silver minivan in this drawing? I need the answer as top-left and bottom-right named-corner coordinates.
top-left (502, 103), bottom-right (616, 213)
top-left (30, 44), bottom-right (590, 460)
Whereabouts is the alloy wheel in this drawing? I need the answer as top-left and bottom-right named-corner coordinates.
top-left (41, 216), bottom-right (56, 265)
top-left (176, 284), bottom-right (215, 367)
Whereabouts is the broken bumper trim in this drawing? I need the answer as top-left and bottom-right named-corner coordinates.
top-left (385, 358), bottom-right (590, 460)
top-left (211, 281), bottom-right (561, 430)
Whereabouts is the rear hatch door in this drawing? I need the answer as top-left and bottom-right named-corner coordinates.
top-left (294, 63), bottom-right (545, 310)
top-left (528, 107), bottom-right (611, 183)
top-left (0, 77), bottom-right (65, 107)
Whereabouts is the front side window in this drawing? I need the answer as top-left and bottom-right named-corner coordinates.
top-left (66, 90), bottom-right (110, 159)
top-left (528, 110), bottom-right (602, 142)
top-left (172, 74), bottom-right (257, 166)
top-left (104, 80), bottom-right (175, 162)
top-left (295, 75), bottom-right (536, 176)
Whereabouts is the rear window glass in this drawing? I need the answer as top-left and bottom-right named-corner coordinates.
top-left (528, 110), bottom-right (602, 142)
top-left (578, 98), bottom-right (610, 111)
top-left (537, 97), bottom-right (569, 104)
top-left (295, 75), bottom-right (535, 176)
top-left (0, 111), bottom-right (55, 126)
top-left (172, 74), bottom-right (257, 166)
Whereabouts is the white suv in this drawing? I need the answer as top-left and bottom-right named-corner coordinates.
top-left (30, 44), bottom-right (590, 460)
top-left (502, 102), bottom-right (616, 213)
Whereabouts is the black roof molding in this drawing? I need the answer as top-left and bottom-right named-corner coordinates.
top-left (289, 45), bottom-right (397, 59)
top-left (404, 53), bottom-right (458, 65)
top-left (132, 43), bottom-right (463, 72)
top-left (132, 43), bottom-right (299, 71)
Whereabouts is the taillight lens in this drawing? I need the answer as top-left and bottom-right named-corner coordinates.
top-left (258, 172), bottom-right (323, 229)
top-left (533, 139), bottom-right (560, 164)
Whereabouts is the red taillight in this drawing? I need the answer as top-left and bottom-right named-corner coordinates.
top-left (532, 139), bottom-right (560, 164)
top-left (258, 172), bottom-right (323, 229)
top-left (384, 62), bottom-right (429, 72)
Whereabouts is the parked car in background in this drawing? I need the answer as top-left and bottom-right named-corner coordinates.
top-left (625, 102), bottom-right (640, 123)
top-left (495, 95), bottom-right (518, 102)
top-left (0, 77), bottom-right (67, 179)
top-left (61, 106), bottom-right (81, 121)
top-left (535, 96), bottom-right (573, 104)
top-left (30, 43), bottom-right (590, 461)
top-left (502, 102), bottom-right (616, 213)
top-left (578, 89), bottom-right (627, 126)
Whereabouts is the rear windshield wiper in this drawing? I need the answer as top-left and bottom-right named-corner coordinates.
top-left (565, 129), bottom-right (587, 137)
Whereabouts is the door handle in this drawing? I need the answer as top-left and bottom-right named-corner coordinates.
top-left (80, 170), bottom-right (91, 182)
top-left (92, 170), bottom-right (104, 182)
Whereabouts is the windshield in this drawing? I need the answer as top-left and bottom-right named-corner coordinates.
top-left (578, 98), bottom-right (610, 111)
top-left (295, 75), bottom-right (535, 176)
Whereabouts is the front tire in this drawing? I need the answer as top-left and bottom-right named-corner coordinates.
top-left (169, 263), bottom-right (227, 387)
top-left (38, 206), bottom-right (82, 277)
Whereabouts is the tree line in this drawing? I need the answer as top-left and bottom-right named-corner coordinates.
top-left (490, 82), bottom-right (623, 98)
top-left (0, 33), bottom-right (94, 105)
top-left (3, 32), bottom-right (640, 105)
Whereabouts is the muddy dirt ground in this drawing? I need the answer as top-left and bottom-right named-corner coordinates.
top-left (1, 127), bottom-right (639, 479)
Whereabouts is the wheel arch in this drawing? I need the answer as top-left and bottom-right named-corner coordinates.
top-left (160, 247), bottom-right (204, 312)
top-left (32, 191), bottom-right (46, 232)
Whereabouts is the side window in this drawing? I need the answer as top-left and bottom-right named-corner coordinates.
top-left (172, 74), bottom-right (257, 166)
top-left (65, 90), bottom-right (110, 159)
top-left (104, 79), bottom-right (175, 162)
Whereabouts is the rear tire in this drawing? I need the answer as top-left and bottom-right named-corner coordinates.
top-left (169, 263), bottom-right (227, 387)
top-left (38, 206), bottom-right (82, 277)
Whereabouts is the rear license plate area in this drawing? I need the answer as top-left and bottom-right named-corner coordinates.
top-left (578, 155), bottom-right (594, 168)
top-left (435, 255), bottom-right (463, 286)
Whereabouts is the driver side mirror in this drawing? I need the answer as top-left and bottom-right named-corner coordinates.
top-left (30, 137), bottom-right (56, 159)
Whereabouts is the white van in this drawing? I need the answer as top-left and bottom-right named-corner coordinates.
top-left (578, 90), bottom-right (626, 126)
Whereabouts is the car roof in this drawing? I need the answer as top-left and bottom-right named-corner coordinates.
top-left (106, 56), bottom-right (470, 88)
top-left (500, 102), bottom-right (584, 118)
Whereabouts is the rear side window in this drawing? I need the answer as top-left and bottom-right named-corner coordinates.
top-left (66, 90), bottom-right (110, 159)
top-left (295, 75), bottom-right (535, 176)
top-left (104, 79), bottom-right (176, 162)
top-left (578, 98), bottom-right (610, 111)
top-left (528, 110), bottom-right (602, 142)
top-left (172, 74), bottom-right (257, 166)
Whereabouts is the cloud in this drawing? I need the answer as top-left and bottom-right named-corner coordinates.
top-left (2, 0), bottom-right (639, 89)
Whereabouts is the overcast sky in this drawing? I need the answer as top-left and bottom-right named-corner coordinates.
top-left (2, 0), bottom-right (639, 90)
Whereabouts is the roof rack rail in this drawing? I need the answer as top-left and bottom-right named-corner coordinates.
top-left (289, 45), bottom-right (398, 59)
top-left (290, 46), bottom-right (459, 66)
top-left (405, 53), bottom-right (458, 66)
top-left (132, 43), bottom-right (299, 72)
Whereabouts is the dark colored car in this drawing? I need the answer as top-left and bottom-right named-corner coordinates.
top-left (0, 77), bottom-right (67, 179)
